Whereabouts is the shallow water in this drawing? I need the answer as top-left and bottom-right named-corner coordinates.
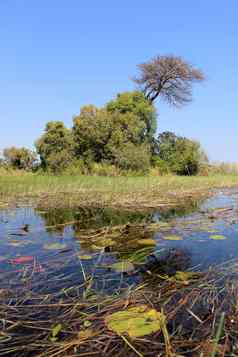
top-left (1, 189), bottom-right (238, 295)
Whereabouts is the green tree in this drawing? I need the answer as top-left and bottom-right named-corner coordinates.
top-left (35, 121), bottom-right (75, 173)
top-left (73, 105), bottom-right (148, 167)
top-left (155, 131), bottom-right (207, 175)
top-left (106, 91), bottom-right (157, 140)
top-left (3, 146), bottom-right (37, 170)
top-left (73, 107), bottom-right (113, 163)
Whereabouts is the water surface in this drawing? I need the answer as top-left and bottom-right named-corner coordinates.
top-left (1, 189), bottom-right (238, 295)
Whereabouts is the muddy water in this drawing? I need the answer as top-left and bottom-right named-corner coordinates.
top-left (1, 189), bottom-right (238, 295)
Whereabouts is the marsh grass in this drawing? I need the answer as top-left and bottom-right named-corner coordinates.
top-left (1, 258), bottom-right (238, 356)
top-left (1, 174), bottom-right (238, 209)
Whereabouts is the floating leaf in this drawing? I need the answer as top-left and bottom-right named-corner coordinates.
top-left (137, 239), bottom-right (156, 246)
top-left (105, 305), bottom-right (165, 338)
top-left (83, 320), bottom-right (92, 328)
top-left (111, 261), bottom-right (134, 273)
top-left (209, 235), bottom-right (227, 240)
top-left (43, 243), bottom-right (67, 250)
top-left (174, 271), bottom-right (201, 284)
top-left (128, 247), bottom-right (153, 264)
top-left (78, 254), bottom-right (92, 260)
top-left (50, 323), bottom-right (62, 342)
top-left (163, 235), bottom-right (183, 241)
top-left (8, 240), bottom-right (32, 247)
top-left (9, 256), bottom-right (34, 265)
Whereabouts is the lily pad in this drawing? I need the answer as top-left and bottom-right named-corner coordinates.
top-left (174, 271), bottom-right (201, 284)
top-left (163, 235), bottom-right (183, 241)
top-left (78, 254), bottom-right (92, 260)
top-left (111, 261), bottom-right (134, 273)
top-left (8, 240), bottom-right (32, 247)
top-left (43, 243), bottom-right (67, 250)
top-left (137, 239), bottom-right (156, 246)
top-left (209, 234), bottom-right (227, 240)
top-left (105, 305), bottom-right (165, 338)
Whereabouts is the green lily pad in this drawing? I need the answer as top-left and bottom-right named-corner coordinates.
top-left (137, 239), bottom-right (156, 246)
top-left (174, 271), bottom-right (201, 283)
top-left (43, 243), bottom-right (67, 250)
top-left (163, 235), bottom-right (183, 241)
top-left (111, 261), bottom-right (134, 273)
top-left (105, 305), bottom-right (165, 338)
top-left (209, 234), bottom-right (227, 240)
top-left (50, 323), bottom-right (62, 342)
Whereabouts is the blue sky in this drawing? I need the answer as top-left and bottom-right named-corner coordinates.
top-left (0, 0), bottom-right (237, 162)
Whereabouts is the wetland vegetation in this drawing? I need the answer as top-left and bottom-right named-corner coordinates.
top-left (1, 189), bottom-right (238, 356)
top-left (1, 53), bottom-right (238, 357)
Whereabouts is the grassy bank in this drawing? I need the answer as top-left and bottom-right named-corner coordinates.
top-left (1, 174), bottom-right (238, 209)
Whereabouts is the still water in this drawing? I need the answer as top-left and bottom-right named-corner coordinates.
top-left (1, 189), bottom-right (238, 295)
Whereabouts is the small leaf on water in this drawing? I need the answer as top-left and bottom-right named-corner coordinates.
top-left (111, 261), bottom-right (134, 273)
top-left (137, 239), bottom-right (156, 246)
top-left (174, 271), bottom-right (201, 284)
top-left (8, 240), bottom-right (32, 247)
top-left (83, 320), bottom-right (92, 327)
top-left (163, 235), bottom-right (183, 241)
top-left (105, 305), bottom-right (165, 338)
top-left (209, 234), bottom-right (227, 240)
top-left (78, 255), bottom-right (92, 260)
top-left (9, 256), bottom-right (34, 265)
top-left (51, 324), bottom-right (63, 338)
top-left (43, 243), bottom-right (67, 250)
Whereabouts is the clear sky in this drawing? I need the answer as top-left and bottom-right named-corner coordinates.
top-left (0, 1), bottom-right (237, 162)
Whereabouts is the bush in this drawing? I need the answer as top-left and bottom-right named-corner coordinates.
top-left (154, 132), bottom-right (207, 176)
top-left (3, 147), bottom-right (37, 171)
top-left (112, 143), bottom-right (151, 173)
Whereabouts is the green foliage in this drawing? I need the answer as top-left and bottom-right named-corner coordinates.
top-left (106, 91), bottom-right (157, 140)
top-left (35, 121), bottom-right (75, 173)
top-left (112, 142), bottom-right (151, 173)
top-left (73, 99), bottom-right (151, 172)
top-left (3, 146), bottom-right (37, 170)
top-left (154, 131), bottom-right (207, 175)
top-left (73, 107), bottom-right (113, 162)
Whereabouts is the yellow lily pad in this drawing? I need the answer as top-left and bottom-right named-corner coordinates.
top-left (43, 243), bottom-right (67, 250)
top-left (174, 271), bottom-right (201, 284)
top-left (105, 305), bottom-right (165, 338)
top-left (137, 239), bottom-right (156, 246)
top-left (111, 261), bottom-right (134, 273)
top-left (78, 255), bottom-right (92, 260)
top-left (209, 235), bottom-right (227, 240)
top-left (163, 235), bottom-right (183, 241)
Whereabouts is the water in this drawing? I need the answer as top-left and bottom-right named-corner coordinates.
top-left (1, 189), bottom-right (238, 295)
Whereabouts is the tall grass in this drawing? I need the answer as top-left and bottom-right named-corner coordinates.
top-left (1, 173), bottom-right (238, 209)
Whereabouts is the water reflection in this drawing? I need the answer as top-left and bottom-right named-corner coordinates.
top-left (1, 190), bottom-right (238, 295)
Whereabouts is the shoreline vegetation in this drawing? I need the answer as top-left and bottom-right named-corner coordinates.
top-left (1, 174), bottom-right (238, 210)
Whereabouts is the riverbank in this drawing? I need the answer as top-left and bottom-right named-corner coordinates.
top-left (1, 174), bottom-right (238, 210)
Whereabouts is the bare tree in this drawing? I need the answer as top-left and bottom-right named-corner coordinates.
top-left (133, 55), bottom-right (205, 106)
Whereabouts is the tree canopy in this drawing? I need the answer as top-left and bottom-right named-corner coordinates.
top-left (35, 121), bottom-right (75, 172)
top-left (133, 55), bottom-right (205, 106)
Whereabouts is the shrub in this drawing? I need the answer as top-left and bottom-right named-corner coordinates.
top-left (112, 143), bottom-right (151, 173)
top-left (154, 131), bottom-right (207, 175)
top-left (3, 147), bottom-right (37, 171)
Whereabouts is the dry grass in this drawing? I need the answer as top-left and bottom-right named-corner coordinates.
top-left (1, 258), bottom-right (238, 356)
